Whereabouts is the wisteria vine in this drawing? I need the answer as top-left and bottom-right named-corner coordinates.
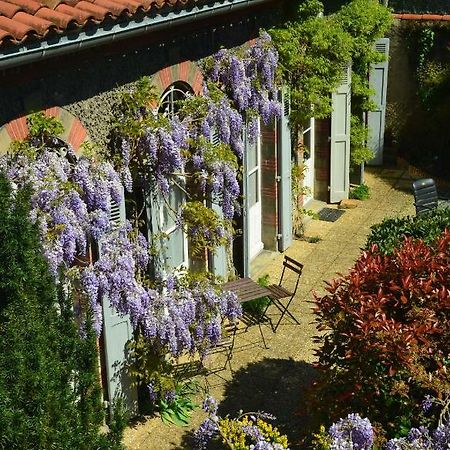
top-left (0, 33), bottom-right (280, 410)
top-left (111, 31), bottom-right (280, 223)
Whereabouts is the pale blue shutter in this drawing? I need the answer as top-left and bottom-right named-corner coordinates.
top-left (208, 130), bottom-right (228, 278)
top-left (101, 189), bottom-right (138, 415)
top-left (367, 38), bottom-right (390, 166)
top-left (277, 88), bottom-right (293, 252)
top-left (330, 64), bottom-right (351, 203)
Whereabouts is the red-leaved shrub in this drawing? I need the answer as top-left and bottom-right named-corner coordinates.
top-left (313, 230), bottom-right (450, 434)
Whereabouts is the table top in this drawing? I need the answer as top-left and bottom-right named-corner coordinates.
top-left (222, 277), bottom-right (273, 303)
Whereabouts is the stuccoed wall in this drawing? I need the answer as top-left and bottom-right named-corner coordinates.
top-left (0, 7), bottom-right (279, 147)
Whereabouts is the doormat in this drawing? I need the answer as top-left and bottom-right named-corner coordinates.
top-left (317, 207), bottom-right (345, 222)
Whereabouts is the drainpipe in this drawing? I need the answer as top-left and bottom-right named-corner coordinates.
top-left (0, 0), bottom-right (274, 70)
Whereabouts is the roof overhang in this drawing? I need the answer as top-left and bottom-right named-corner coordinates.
top-left (0, 0), bottom-right (275, 70)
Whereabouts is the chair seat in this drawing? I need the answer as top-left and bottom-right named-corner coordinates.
top-left (267, 284), bottom-right (293, 300)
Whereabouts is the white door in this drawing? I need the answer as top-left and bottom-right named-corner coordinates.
top-left (302, 118), bottom-right (315, 204)
top-left (247, 121), bottom-right (263, 260)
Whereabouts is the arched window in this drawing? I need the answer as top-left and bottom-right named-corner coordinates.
top-left (156, 82), bottom-right (193, 271)
top-left (158, 82), bottom-right (193, 117)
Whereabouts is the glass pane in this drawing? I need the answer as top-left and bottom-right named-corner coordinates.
top-left (303, 129), bottom-right (311, 160)
top-left (166, 228), bottom-right (185, 268)
top-left (161, 185), bottom-right (183, 231)
top-left (248, 171), bottom-right (258, 207)
top-left (247, 137), bottom-right (258, 170)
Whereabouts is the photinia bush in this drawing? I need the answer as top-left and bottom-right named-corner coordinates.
top-left (313, 230), bottom-right (450, 435)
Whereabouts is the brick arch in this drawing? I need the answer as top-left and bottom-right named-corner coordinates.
top-left (151, 60), bottom-right (204, 97)
top-left (0, 107), bottom-right (89, 155)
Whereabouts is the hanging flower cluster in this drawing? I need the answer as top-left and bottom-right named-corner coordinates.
top-left (142, 277), bottom-right (241, 358)
top-left (82, 224), bottom-right (241, 354)
top-left (1, 32), bottom-right (281, 361)
top-left (1, 147), bottom-right (122, 278)
top-left (328, 413), bottom-right (374, 450)
top-left (1, 127), bottom-right (241, 340)
top-left (0, 133), bottom-right (124, 332)
top-left (112, 31), bottom-right (281, 225)
top-left (204, 31), bottom-right (281, 124)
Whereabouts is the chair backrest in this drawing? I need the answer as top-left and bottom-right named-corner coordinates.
top-left (279, 255), bottom-right (303, 294)
top-left (412, 178), bottom-right (438, 216)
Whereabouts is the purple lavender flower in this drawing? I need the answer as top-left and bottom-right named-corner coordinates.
top-left (432, 422), bottom-right (450, 450)
top-left (147, 382), bottom-right (157, 404)
top-left (164, 390), bottom-right (176, 404)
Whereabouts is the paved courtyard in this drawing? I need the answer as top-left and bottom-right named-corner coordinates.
top-left (123, 166), bottom-right (416, 449)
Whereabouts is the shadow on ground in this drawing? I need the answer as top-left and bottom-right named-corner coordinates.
top-left (176, 358), bottom-right (317, 449)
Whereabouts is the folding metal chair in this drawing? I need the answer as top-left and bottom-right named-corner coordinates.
top-left (265, 255), bottom-right (303, 331)
top-left (202, 319), bottom-right (238, 377)
top-left (413, 178), bottom-right (438, 216)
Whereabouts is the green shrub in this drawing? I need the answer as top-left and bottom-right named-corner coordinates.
top-left (0, 173), bottom-right (124, 450)
top-left (313, 230), bottom-right (450, 437)
top-left (242, 275), bottom-right (271, 317)
top-left (366, 207), bottom-right (450, 254)
top-left (349, 183), bottom-right (370, 200)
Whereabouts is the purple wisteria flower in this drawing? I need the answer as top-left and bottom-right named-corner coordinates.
top-left (329, 413), bottom-right (374, 450)
top-left (422, 395), bottom-right (434, 413)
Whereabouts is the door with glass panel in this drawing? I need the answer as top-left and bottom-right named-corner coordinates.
top-left (157, 82), bottom-right (191, 271)
top-left (160, 185), bottom-right (189, 269)
top-left (246, 121), bottom-right (263, 260)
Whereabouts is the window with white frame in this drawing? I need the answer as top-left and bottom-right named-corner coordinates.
top-left (157, 82), bottom-right (192, 270)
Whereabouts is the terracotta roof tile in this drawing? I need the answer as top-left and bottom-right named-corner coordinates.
top-left (54, 3), bottom-right (95, 23)
top-left (35, 7), bottom-right (76, 28)
top-left (0, 14), bottom-right (35, 39)
top-left (14, 10), bottom-right (55, 33)
top-left (111, 0), bottom-right (142, 13)
top-left (0, 0), bottom-right (21, 18)
top-left (74, 1), bottom-right (113, 20)
top-left (90, 0), bottom-right (128, 17)
top-left (7, 0), bottom-right (41, 14)
top-left (0, 0), bottom-right (209, 49)
top-left (0, 27), bottom-right (12, 40)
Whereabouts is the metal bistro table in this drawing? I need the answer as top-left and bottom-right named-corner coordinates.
top-left (222, 277), bottom-right (274, 348)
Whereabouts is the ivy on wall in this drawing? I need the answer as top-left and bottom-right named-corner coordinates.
top-left (390, 22), bottom-right (450, 177)
top-left (270, 0), bottom-right (392, 166)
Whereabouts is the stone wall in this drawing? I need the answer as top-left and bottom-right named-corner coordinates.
top-left (0, 7), bottom-right (279, 147)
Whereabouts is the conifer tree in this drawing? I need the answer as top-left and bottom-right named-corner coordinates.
top-left (0, 173), bottom-right (124, 449)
